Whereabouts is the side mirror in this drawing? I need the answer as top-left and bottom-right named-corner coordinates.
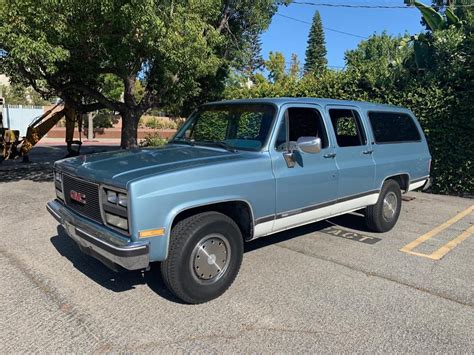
top-left (296, 136), bottom-right (322, 154)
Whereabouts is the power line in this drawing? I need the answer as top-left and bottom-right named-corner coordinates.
top-left (293, 1), bottom-right (411, 9)
top-left (292, 1), bottom-right (474, 9)
top-left (276, 13), bottom-right (368, 39)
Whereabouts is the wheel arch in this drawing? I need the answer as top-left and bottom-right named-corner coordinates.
top-left (169, 199), bottom-right (255, 242)
top-left (381, 173), bottom-right (410, 193)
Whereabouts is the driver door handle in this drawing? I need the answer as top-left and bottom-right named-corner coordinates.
top-left (323, 152), bottom-right (336, 159)
top-left (362, 149), bottom-right (373, 155)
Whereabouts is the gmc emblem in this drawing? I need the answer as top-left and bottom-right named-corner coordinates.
top-left (70, 190), bottom-right (86, 204)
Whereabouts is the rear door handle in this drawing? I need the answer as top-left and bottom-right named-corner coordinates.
top-left (323, 153), bottom-right (336, 159)
top-left (362, 150), bottom-right (373, 155)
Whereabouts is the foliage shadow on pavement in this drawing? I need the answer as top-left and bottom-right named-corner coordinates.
top-left (50, 226), bottom-right (184, 304)
top-left (0, 145), bottom-right (118, 183)
top-left (0, 165), bottom-right (54, 183)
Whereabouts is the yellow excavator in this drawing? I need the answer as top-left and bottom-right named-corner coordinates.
top-left (0, 98), bottom-right (83, 163)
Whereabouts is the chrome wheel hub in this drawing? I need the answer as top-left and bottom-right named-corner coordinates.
top-left (191, 234), bottom-right (230, 283)
top-left (383, 192), bottom-right (397, 221)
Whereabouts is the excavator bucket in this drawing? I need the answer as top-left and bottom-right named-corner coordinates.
top-left (0, 99), bottom-right (20, 161)
top-left (0, 128), bottom-right (20, 162)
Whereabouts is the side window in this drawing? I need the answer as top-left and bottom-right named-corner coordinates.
top-left (368, 111), bottom-right (421, 143)
top-left (275, 107), bottom-right (329, 151)
top-left (329, 109), bottom-right (367, 147)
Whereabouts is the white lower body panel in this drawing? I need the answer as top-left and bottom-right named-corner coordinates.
top-left (253, 193), bottom-right (379, 239)
top-left (408, 179), bottom-right (427, 191)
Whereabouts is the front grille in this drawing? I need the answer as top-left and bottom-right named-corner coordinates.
top-left (63, 174), bottom-right (102, 224)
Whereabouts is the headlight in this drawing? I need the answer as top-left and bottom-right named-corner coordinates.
top-left (102, 187), bottom-right (128, 233)
top-left (54, 170), bottom-right (63, 200)
top-left (118, 193), bottom-right (127, 207)
top-left (107, 190), bottom-right (118, 204)
top-left (55, 171), bottom-right (62, 183)
top-left (105, 189), bottom-right (128, 208)
top-left (105, 213), bottom-right (128, 230)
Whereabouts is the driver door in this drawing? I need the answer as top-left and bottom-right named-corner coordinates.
top-left (270, 104), bottom-right (338, 232)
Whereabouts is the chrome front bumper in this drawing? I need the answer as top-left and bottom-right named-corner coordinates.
top-left (47, 200), bottom-right (149, 271)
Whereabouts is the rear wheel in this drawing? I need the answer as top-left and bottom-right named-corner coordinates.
top-left (161, 212), bottom-right (243, 304)
top-left (365, 180), bottom-right (402, 232)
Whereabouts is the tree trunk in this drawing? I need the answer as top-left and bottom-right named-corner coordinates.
top-left (120, 110), bottom-right (140, 149)
top-left (64, 102), bottom-right (77, 144)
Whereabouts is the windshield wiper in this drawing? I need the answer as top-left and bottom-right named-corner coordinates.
top-left (198, 140), bottom-right (238, 153)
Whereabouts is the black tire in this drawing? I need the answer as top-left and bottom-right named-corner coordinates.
top-left (365, 180), bottom-right (402, 232)
top-left (161, 212), bottom-right (243, 304)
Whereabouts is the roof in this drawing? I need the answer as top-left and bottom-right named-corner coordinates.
top-left (206, 97), bottom-right (407, 111)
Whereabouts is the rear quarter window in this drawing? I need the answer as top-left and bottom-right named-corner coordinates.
top-left (368, 111), bottom-right (421, 143)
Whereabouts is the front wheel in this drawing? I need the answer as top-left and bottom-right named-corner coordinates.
top-left (365, 180), bottom-right (402, 232)
top-left (161, 212), bottom-right (243, 304)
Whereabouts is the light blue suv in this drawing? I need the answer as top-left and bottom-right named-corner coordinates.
top-left (47, 98), bottom-right (431, 303)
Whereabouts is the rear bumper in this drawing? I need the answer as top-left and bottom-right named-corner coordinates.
top-left (47, 199), bottom-right (149, 271)
top-left (408, 176), bottom-right (431, 192)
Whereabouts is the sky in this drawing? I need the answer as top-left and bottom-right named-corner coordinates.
top-left (261, 0), bottom-right (428, 69)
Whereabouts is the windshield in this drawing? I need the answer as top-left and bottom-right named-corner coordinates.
top-left (171, 104), bottom-right (276, 151)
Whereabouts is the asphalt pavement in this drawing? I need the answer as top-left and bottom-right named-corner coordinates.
top-left (1, 145), bottom-right (473, 352)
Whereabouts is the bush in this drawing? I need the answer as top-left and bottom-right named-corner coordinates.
top-left (139, 133), bottom-right (168, 147)
top-left (141, 116), bottom-right (181, 130)
top-left (144, 117), bottom-right (160, 129)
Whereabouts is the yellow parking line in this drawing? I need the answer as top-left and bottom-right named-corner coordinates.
top-left (428, 225), bottom-right (474, 260)
top-left (400, 205), bottom-right (474, 260)
top-left (400, 205), bottom-right (473, 252)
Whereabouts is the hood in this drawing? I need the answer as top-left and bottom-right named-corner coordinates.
top-left (56, 145), bottom-right (253, 188)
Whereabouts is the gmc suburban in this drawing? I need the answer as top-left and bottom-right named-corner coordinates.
top-left (47, 98), bottom-right (431, 303)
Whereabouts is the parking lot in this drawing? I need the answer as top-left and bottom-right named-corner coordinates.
top-left (1, 145), bottom-right (473, 352)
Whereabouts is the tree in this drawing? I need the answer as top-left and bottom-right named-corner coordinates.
top-left (0, 0), bottom-right (289, 148)
top-left (344, 32), bottom-right (412, 92)
top-left (304, 10), bottom-right (327, 74)
top-left (289, 53), bottom-right (301, 79)
top-left (0, 83), bottom-right (50, 106)
top-left (266, 51), bottom-right (286, 83)
top-left (240, 31), bottom-right (265, 80)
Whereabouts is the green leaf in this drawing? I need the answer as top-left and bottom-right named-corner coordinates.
top-left (445, 7), bottom-right (460, 27)
top-left (413, 1), bottom-right (445, 31)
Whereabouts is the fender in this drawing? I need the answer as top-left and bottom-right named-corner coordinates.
top-left (148, 197), bottom-right (257, 261)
